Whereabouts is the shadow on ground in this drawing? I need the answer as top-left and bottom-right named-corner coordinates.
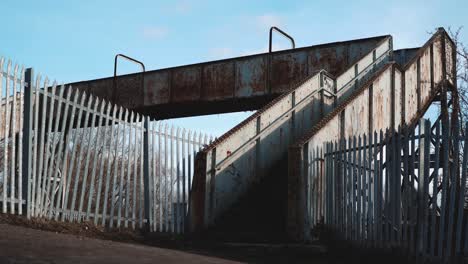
top-left (0, 213), bottom-right (416, 264)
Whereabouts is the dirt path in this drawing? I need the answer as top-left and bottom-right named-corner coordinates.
top-left (0, 223), bottom-right (241, 264)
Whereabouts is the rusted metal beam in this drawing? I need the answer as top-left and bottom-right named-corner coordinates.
top-left (68, 35), bottom-right (390, 119)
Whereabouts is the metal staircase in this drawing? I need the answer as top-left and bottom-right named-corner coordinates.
top-left (190, 36), bottom-right (393, 233)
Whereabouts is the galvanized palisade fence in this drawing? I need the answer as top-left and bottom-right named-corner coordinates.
top-left (0, 57), bottom-right (212, 233)
top-left (0, 58), bottom-right (25, 215)
top-left (316, 117), bottom-right (468, 262)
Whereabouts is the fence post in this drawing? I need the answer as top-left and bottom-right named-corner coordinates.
top-left (143, 116), bottom-right (151, 232)
top-left (302, 142), bottom-right (311, 240)
top-left (417, 119), bottom-right (430, 256)
top-left (22, 68), bottom-right (33, 219)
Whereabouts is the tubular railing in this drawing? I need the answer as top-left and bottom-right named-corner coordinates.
top-left (113, 54), bottom-right (145, 103)
top-left (335, 37), bottom-right (392, 103)
top-left (213, 70), bottom-right (333, 172)
top-left (269, 26), bottom-right (295, 52)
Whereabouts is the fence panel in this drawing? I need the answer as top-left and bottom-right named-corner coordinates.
top-left (0, 56), bottom-right (214, 234)
top-left (29, 83), bottom-right (211, 231)
top-left (147, 123), bottom-right (207, 233)
top-left (315, 117), bottom-right (468, 262)
top-left (28, 86), bottom-right (144, 226)
top-left (0, 58), bottom-right (25, 214)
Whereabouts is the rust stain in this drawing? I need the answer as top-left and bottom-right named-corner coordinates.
top-left (69, 34), bottom-right (389, 118)
top-left (202, 62), bottom-right (235, 100)
top-left (308, 47), bottom-right (346, 76)
top-left (235, 57), bottom-right (267, 97)
top-left (144, 71), bottom-right (170, 106)
top-left (114, 74), bottom-right (144, 108)
top-left (171, 67), bottom-right (201, 103)
top-left (146, 79), bottom-right (155, 100)
top-left (271, 52), bottom-right (308, 94)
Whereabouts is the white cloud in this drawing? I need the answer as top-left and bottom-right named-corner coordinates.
top-left (142, 26), bottom-right (168, 40)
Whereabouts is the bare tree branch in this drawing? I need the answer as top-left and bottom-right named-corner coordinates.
top-left (447, 27), bottom-right (468, 120)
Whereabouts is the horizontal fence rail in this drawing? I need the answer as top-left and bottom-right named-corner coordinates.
top-left (0, 56), bottom-right (213, 234)
top-left (313, 117), bottom-right (468, 262)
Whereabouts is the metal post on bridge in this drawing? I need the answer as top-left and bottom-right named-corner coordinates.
top-left (22, 68), bottom-right (33, 219)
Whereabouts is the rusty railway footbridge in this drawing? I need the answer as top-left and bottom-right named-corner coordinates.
top-left (0, 27), bottom-right (466, 262)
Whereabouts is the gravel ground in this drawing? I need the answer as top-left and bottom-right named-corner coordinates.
top-left (0, 214), bottom-right (417, 264)
top-left (0, 214), bottom-right (333, 264)
top-left (0, 223), bottom-right (241, 264)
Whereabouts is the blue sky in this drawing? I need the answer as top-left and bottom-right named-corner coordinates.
top-left (1, 0), bottom-right (467, 136)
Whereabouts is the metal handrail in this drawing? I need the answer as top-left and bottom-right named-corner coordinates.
top-left (213, 71), bottom-right (332, 171)
top-left (269, 26), bottom-right (295, 53)
top-left (336, 48), bottom-right (391, 94)
top-left (113, 54), bottom-right (146, 103)
top-left (212, 48), bottom-right (390, 171)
